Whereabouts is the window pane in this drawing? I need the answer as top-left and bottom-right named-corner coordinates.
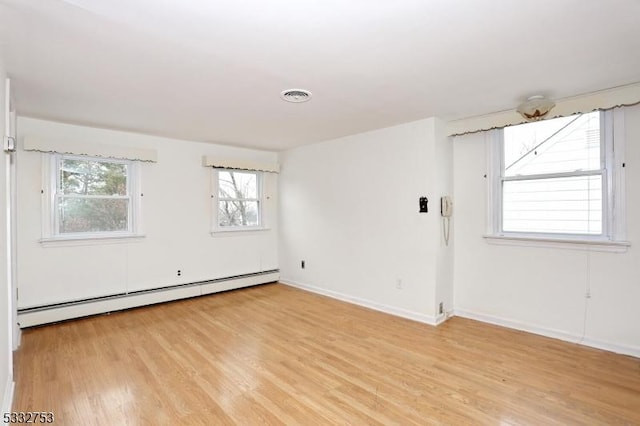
top-left (504, 112), bottom-right (600, 177)
top-left (60, 159), bottom-right (128, 196)
top-left (218, 201), bottom-right (259, 227)
top-left (218, 171), bottom-right (257, 199)
top-left (503, 175), bottom-right (602, 234)
top-left (59, 197), bottom-right (129, 233)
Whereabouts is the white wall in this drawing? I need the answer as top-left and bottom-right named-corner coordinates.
top-left (279, 118), bottom-right (453, 324)
top-left (0, 66), bottom-right (15, 411)
top-left (453, 104), bottom-right (640, 357)
top-left (16, 118), bottom-right (278, 309)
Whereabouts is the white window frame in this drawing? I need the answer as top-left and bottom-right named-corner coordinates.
top-left (211, 168), bottom-right (266, 234)
top-left (485, 109), bottom-right (629, 252)
top-left (41, 153), bottom-right (142, 243)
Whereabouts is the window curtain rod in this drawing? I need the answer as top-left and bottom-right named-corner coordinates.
top-left (447, 82), bottom-right (640, 137)
top-left (23, 136), bottom-right (157, 162)
top-left (202, 156), bottom-right (279, 173)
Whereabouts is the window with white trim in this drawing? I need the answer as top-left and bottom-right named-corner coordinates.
top-left (212, 169), bottom-right (263, 230)
top-left (488, 110), bottom-right (626, 243)
top-left (46, 154), bottom-right (140, 238)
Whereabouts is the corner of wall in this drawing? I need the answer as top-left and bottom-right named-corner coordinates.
top-left (433, 117), bottom-right (454, 320)
top-left (1, 67), bottom-right (16, 412)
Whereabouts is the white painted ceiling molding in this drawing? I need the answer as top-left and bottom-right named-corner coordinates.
top-left (23, 136), bottom-right (158, 162)
top-left (202, 156), bottom-right (279, 173)
top-left (447, 82), bottom-right (640, 137)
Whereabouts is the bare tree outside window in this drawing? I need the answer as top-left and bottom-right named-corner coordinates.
top-left (57, 157), bottom-right (131, 234)
top-left (217, 170), bottom-right (260, 227)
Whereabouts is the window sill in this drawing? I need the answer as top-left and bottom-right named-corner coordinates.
top-left (39, 234), bottom-right (146, 247)
top-left (210, 228), bottom-right (271, 238)
top-left (483, 234), bottom-right (630, 253)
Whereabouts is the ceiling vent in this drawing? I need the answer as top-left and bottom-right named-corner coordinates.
top-left (280, 89), bottom-right (312, 103)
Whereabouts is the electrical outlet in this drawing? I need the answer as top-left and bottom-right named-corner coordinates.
top-left (301, 260), bottom-right (305, 269)
top-left (438, 302), bottom-right (444, 315)
top-left (396, 279), bottom-right (403, 289)
top-left (177, 270), bottom-right (182, 277)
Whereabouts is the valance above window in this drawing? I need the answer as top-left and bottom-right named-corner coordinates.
top-left (23, 136), bottom-right (158, 162)
top-left (202, 156), bottom-right (279, 173)
top-left (447, 82), bottom-right (640, 137)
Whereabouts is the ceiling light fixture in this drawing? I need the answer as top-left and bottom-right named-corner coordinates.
top-left (516, 95), bottom-right (555, 121)
top-left (280, 89), bottom-right (312, 103)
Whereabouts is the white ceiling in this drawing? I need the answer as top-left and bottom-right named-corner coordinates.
top-left (1, 0), bottom-right (639, 151)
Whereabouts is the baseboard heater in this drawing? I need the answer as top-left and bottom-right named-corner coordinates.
top-left (17, 269), bottom-right (279, 328)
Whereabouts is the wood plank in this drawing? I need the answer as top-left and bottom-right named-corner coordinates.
top-left (13, 283), bottom-right (640, 425)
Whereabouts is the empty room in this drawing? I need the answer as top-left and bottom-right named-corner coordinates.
top-left (0, 0), bottom-right (639, 424)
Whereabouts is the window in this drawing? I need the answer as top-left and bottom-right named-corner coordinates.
top-left (213, 169), bottom-right (263, 230)
top-left (488, 110), bottom-right (626, 246)
top-left (46, 154), bottom-right (139, 238)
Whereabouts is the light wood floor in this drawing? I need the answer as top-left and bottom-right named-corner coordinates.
top-left (13, 283), bottom-right (640, 425)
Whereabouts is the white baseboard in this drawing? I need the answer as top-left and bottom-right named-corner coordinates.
top-left (579, 336), bottom-right (640, 359)
top-left (1, 374), bottom-right (14, 413)
top-left (18, 271), bottom-right (279, 327)
top-left (280, 279), bottom-right (438, 326)
top-left (455, 308), bottom-right (640, 359)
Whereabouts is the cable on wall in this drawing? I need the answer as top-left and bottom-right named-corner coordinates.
top-left (579, 247), bottom-right (592, 344)
top-left (443, 217), bottom-right (451, 246)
